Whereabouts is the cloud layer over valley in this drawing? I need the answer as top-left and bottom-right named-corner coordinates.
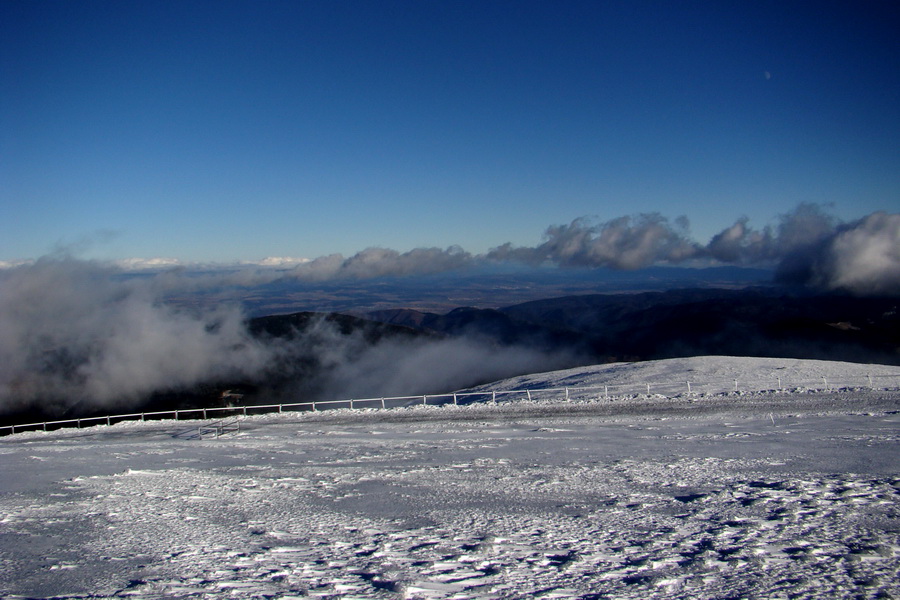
top-left (9, 205), bottom-right (896, 295)
top-left (487, 205), bottom-right (900, 294)
top-left (242, 205), bottom-right (897, 295)
top-left (0, 259), bottom-right (578, 420)
top-left (1, 205), bottom-right (897, 419)
top-left (85, 205), bottom-right (900, 295)
top-left (0, 259), bottom-right (270, 414)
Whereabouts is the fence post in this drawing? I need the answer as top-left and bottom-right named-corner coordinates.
top-left (868, 374), bottom-right (873, 389)
top-left (646, 383), bottom-right (651, 395)
top-left (203, 408), bottom-right (207, 420)
top-left (381, 398), bottom-right (386, 409)
top-left (312, 401), bottom-right (317, 411)
top-left (734, 379), bottom-right (738, 392)
top-left (423, 395), bottom-right (427, 405)
top-left (687, 381), bottom-right (692, 394)
top-left (604, 385), bottom-right (608, 400)
top-left (526, 390), bottom-right (532, 401)
top-left (822, 376), bottom-right (828, 390)
top-left (453, 393), bottom-right (457, 405)
top-left (107, 416), bottom-right (111, 426)
top-left (77, 419), bottom-right (81, 428)
top-left (777, 376), bottom-right (782, 390)
top-left (565, 387), bottom-right (569, 401)
top-left (350, 399), bottom-right (354, 409)
top-left (492, 391), bottom-right (496, 403)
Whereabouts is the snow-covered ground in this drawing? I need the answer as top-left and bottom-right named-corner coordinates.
top-left (1, 356), bottom-right (899, 599)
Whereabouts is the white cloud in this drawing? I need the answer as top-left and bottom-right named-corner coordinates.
top-left (115, 257), bottom-right (184, 270)
top-left (820, 212), bottom-right (900, 294)
top-left (245, 256), bottom-right (312, 267)
top-left (0, 259), bottom-right (34, 270)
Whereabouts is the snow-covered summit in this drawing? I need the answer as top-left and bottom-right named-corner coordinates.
top-left (1, 355), bottom-right (899, 600)
top-left (468, 355), bottom-right (900, 394)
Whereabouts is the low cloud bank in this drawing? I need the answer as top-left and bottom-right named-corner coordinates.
top-left (0, 259), bottom-right (577, 417)
top-left (487, 213), bottom-right (699, 269)
top-left (268, 204), bottom-right (896, 294)
top-left (485, 205), bottom-right (899, 294)
top-left (256, 318), bottom-right (578, 404)
top-left (315, 335), bottom-right (576, 401)
top-left (290, 246), bottom-right (474, 281)
top-left (0, 259), bottom-right (271, 415)
top-left (1, 204), bottom-right (897, 417)
top-left (50, 204), bottom-right (895, 295)
top-left (776, 211), bottom-right (900, 295)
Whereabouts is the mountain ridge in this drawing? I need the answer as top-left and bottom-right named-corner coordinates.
top-left (4, 287), bottom-right (898, 428)
top-left (365, 287), bottom-right (900, 366)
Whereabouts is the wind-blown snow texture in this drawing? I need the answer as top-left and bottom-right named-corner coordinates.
top-left (1, 357), bottom-right (899, 599)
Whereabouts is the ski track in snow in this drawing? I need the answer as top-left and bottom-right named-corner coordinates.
top-left (1, 356), bottom-right (899, 599)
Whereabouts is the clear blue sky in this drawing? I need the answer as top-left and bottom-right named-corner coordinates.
top-left (2, 0), bottom-right (898, 263)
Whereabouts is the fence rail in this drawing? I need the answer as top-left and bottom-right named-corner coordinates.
top-left (2, 372), bottom-right (899, 437)
top-left (198, 416), bottom-right (242, 439)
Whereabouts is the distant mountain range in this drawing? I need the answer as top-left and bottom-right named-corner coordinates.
top-left (95, 288), bottom-right (900, 417)
top-left (365, 287), bottom-right (900, 366)
top-left (4, 285), bottom-right (897, 428)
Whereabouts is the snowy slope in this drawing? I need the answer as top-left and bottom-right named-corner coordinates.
top-left (466, 355), bottom-right (900, 395)
top-left (1, 356), bottom-right (899, 600)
